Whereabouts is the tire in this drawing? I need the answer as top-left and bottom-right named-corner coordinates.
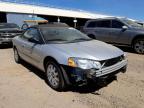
top-left (133, 38), bottom-right (144, 54)
top-left (14, 48), bottom-right (21, 63)
top-left (46, 61), bottom-right (66, 91)
top-left (88, 34), bottom-right (95, 39)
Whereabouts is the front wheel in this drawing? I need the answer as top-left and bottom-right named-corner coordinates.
top-left (133, 38), bottom-right (144, 54)
top-left (46, 61), bottom-right (66, 91)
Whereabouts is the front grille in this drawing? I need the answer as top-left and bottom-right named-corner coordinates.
top-left (0, 30), bottom-right (22, 37)
top-left (96, 59), bottom-right (127, 77)
top-left (0, 30), bottom-right (22, 33)
top-left (0, 33), bottom-right (21, 37)
top-left (101, 55), bottom-right (124, 68)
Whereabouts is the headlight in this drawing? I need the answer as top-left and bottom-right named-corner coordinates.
top-left (68, 58), bottom-right (101, 69)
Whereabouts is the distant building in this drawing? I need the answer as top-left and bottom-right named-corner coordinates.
top-left (0, 1), bottom-right (112, 28)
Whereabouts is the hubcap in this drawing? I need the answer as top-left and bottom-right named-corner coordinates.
top-left (134, 40), bottom-right (144, 53)
top-left (47, 64), bottom-right (59, 87)
top-left (14, 49), bottom-right (19, 62)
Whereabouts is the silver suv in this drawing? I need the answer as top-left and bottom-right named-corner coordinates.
top-left (82, 17), bottom-right (144, 54)
top-left (12, 23), bottom-right (127, 91)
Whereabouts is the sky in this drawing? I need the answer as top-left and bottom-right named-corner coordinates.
top-left (4, 0), bottom-right (144, 21)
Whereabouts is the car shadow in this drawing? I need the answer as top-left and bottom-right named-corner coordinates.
top-left (20, 60), bottom-right (46, 80)
top-left (20, 60), bottom-right (117, 93)
top-left (69, 76), bottom-right (117, 94)
top-left (0, 44), bottom-right (13, 49)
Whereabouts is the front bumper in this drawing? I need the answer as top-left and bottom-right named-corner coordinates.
top-left (65, 59), bottom-right (127, 85)
top-left (93, 59), bottom-right (127, 77)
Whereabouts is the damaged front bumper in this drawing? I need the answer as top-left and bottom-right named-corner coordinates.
top-left (65, 59), bottom-right (127, 85)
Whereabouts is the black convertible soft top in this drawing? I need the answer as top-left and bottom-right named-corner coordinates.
top-left (32, 22), bottom-right (69, 28)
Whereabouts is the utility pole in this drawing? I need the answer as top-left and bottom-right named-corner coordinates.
top-left (73, 18), bottom-right (77, 28)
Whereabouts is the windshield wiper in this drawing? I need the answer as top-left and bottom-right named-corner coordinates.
top-left (72, 38), bottom-right (93, 41)
top-left (46, 39), bottom-right (67, 42)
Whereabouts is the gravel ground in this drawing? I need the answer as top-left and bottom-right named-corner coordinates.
top-left (0, 46), bottom-right (144, 108)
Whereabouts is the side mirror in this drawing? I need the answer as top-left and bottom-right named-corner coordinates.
top-left (122, 26), bottom-right (128, 30)
top-left (29, 38), bottom-right (40, 44)
top-left (21, 23), bottom-right (29, 30)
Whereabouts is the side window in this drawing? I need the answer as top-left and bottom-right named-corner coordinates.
top-left (23, 28), bottom-right (41, 42)
top-left (96, 20), bottom-right (111, 28)
top-left (112, 20), bottom-right (124, 28)
top-left (87, 21), bottom-right (96, 28)
top-left (87, 20), bottom-right (111, 28)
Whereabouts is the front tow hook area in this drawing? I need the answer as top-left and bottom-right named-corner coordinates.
top-left (94, 75), bottom-right (118, 87)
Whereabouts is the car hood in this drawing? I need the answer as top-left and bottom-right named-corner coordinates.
top-left (131, 27), bottom-right (144, 31)
top-left (50, 40), bottom-right (124, 61)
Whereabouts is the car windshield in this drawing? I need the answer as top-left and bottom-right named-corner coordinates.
top-left (0, 23), bottom-right (20, 29)
top-left (41, 27), bottom-right (92, 43)
top-left (121, 18), bottom-right (142, 28)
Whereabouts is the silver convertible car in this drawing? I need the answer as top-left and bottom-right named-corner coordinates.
top-left (12, 23), bottom-right (127, 91)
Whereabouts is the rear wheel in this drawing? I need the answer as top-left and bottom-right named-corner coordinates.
top-left (14, 48), bottom-right (21, 63)
top-left (133, 38), bottom-right (144, 54)
top-left (46, 61), bottom-right (66, 91)
top-left (88, 34), bottom-right (95, 39)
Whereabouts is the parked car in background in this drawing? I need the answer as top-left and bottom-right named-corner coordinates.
top-left (12, 23), bottom-right (127, 91)
top-left (82, 17), bottom-right (144, 54)
top-left (0, 23), bottom-right (23, 45)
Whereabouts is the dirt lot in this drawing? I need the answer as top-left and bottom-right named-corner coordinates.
top-left (0, 46), bottom-right (144, 108)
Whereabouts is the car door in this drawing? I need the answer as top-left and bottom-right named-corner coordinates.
top-left (20, 28), bottom-right (44, 67)
top-left (110, 19), bottom-right (130, 44)
top-left (93, 20), bottom-right (111, 42)
top-left (27, 28), bottom-right (44, 68)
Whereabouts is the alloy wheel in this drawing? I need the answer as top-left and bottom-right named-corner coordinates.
top-left (134, 40), bottom-right (144, 54)
top-left (47, 64), bottom-right (60, 88)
